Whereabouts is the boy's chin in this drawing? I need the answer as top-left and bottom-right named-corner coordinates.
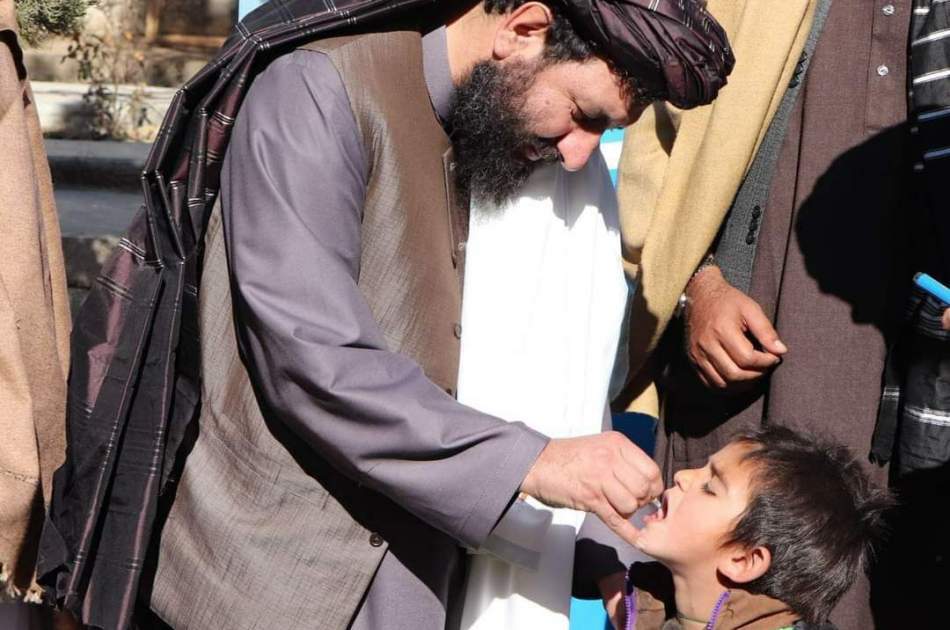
top-left (634, 526), bottom-right (668, 557)
top-left (636, 536), bottom-right (688, 569)
top-left (635, 523), bottom-right (690, 568)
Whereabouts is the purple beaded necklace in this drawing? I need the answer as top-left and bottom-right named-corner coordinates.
top-left (623, 570), bottom-right (731, 630)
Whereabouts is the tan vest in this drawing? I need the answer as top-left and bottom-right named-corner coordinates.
top-left (150, 30), bottom-right (466, 629)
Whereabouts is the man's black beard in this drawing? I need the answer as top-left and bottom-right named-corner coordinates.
top-left (448, 59), bottom-right (559, 207)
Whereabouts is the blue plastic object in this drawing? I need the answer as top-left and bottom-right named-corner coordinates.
top-left (914, 272), bottom-right (950, 305)
top-left (238, 0), bottom-right (267, 20)
top-left (569, 412), bottom-right (657, 630)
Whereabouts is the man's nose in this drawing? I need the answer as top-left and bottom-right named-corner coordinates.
top-left (555, 128), bottom-right (604, 172)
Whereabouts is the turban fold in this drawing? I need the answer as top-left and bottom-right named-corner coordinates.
top-left (554, 0), bottom-right (735, 109)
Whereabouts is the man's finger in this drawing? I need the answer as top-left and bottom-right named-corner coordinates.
top-left (696, 367), bottom-right (714, 389)
top-left (942, 308), bottom-right (950, 331)
top-left (742, 301), bottom-right (787, 354)
top-left (611, 465), bottom-right (651, 505)
top-left (603, 479), bottom-right (641, 518)
top-left (616, 443), bottom-right (663, 498)
top-left (596, 503), bottom-right (642, 547)
top-left (694, 353), bottom-right (728, 389)
top-left (720, 326), bottom-right (780, 370)
top-left (706, 343), bottom-right (766, 384)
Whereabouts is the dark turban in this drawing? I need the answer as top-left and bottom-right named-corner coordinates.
top-left (554, 0), bottom-right (735, 109)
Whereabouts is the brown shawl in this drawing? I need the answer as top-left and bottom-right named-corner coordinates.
top-left (0, 0), bottom-right (71, 602)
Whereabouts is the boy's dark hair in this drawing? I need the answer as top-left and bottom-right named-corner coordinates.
top-left (726, 426), bottom-right (893, 623)
top-left (482, 0), bottom-right (642, 99)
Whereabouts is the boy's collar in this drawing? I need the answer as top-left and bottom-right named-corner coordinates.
top-left (709, 588), bottom-right (798, 629)
top-left (628, 562), bottom-right (800, 629)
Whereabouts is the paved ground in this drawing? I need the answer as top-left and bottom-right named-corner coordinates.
top-left (48, 139), bottom-right (147, 313)
top-left (56, 188), bottom-right (139, 237)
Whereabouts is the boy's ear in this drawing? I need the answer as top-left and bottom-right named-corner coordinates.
top-left (492, 2), bottom-right (553, 61)
top-left (718, 545), bottom-right (771, 584)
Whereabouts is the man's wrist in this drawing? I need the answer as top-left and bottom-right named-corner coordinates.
top-left (676, 254), bottom-right (718, 317)
top-left (686, 256), bottom-right (722, 293)
top-left (690, 253), bottom-right (718, 285)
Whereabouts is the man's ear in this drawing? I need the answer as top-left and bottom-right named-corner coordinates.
top-left (718, 545), bottom-right (771, 584)
top-left (492, 2), bottom-right (554, 61)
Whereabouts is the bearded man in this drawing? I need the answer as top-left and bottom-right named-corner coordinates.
top-left (40, 2), bottom-right (730, 630)
top-left (145, 3), bottom-right (730, 629)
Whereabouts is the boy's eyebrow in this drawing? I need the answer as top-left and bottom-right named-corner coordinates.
top-left (710, 461), bottom-right (730, 493)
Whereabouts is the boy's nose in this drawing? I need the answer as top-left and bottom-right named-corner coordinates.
top-left (673, 468), bottom-right (696, 491)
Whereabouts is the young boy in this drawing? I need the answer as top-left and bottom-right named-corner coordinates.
top-left (615, 426), bottom-right (891, 629)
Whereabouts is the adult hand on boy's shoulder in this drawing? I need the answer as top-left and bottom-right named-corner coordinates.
top-left (598, 570), bottom-right (628, 629)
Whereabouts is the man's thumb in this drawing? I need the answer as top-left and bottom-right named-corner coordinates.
top-left (744, 303), bottom-right (787, 355)
top-left (602, 507), bottom-right (643, 548)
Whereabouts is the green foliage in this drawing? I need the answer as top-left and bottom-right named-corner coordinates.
top-left (62, 0), bottom-right (155, 140)
top-left (15, 0), bottom-right (92, 45)
top-left (65, 27), bottom-right (153, 140)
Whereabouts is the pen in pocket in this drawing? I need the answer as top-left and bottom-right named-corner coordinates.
top-left (914, 273), bottom-right (950, 305)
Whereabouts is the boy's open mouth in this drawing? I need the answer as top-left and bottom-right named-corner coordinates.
top-left (643, 492), bottom-right (669, 524)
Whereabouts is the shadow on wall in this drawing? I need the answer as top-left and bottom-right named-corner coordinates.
top-left (795, 124), bottom-right (912, 338)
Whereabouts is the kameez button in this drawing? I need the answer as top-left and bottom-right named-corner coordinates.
top-left (453, 323), bottom-right (463, 339)
top-left (882, 4), bottom-right (895, 16)
top-left (369, 533), bottom-right (384, 547)
top-left (877, 65), bottom-right (890, 77)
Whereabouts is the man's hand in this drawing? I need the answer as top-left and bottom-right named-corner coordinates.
top-left (520, 432), bottom-right (662, 546)
top-left (942, 308), bottom-right (950, 331)
top-left (599, 570), bottom-right (628, 629)
top-left (684, 265), bottom-right (787, 389)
